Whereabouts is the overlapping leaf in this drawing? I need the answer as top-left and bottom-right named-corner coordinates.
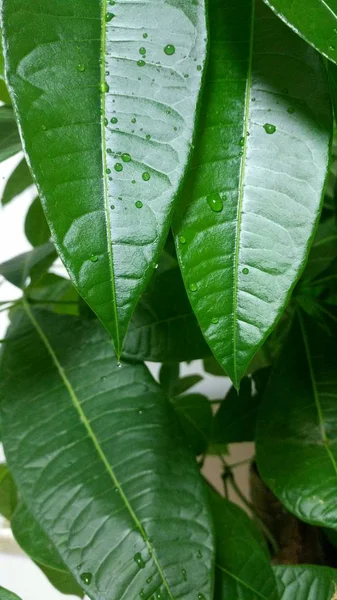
top-left (0, 308), bottom-right (214, 600)
top-left (256, 311), bottom-right (337, 528)
top-left (274, 565), bottom-right (337, 600)
top-left (0, 588), bottom-right (21, 600)
top-left (1, 0), bottom-right (207, 356)
top-left (0, 243), bottom-right (56, 289)
top-left (0, 106), bottom-right (21, 162)
top-left (1, 158), bottom-right (33, 206)
top-left (174, 0), bottom-right (332, 386)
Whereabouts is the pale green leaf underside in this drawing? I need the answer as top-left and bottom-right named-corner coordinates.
top-left (0, 308), bottom-right (214, 600)
top-left (256, 312), bottom-right (337, 528)
top-left (174, 0), bottom-right (332, 386)
top-left (1, 0), bottom-right (207, 355)
top-left (0, 588), bottom-right (22, 600)
top-left (274, 565), bottom-right (337, 600)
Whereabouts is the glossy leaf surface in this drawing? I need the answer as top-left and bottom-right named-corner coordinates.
top-left (24, 197), bottom-right (50, 247)
top-left (262, 0), bottom-right (337, 65)
top-left (210, 491), bottom-right (278, 600)
top-left (256, 312), bottom-right (337, 528)
top-left (274, 565), bottom-right (337, 600)
top-left (0, 308), bottom-right (214, 600)
top-left (0, 106), bottom-right (21, 162)
top-left (1, 158), bottom-right (33, 206)
top-left (1, 0), bottom-right (207, 356)
top-left (174, 0), bottom-right (332, 386)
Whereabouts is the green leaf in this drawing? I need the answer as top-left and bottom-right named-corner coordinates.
top-left (122, 262), bottom-right (210, 363)
top-left (0, 308), bottom-right (214, 600)
top-left (213, 377), bottom-right (260, 444)
top-left (256, 311), bottom-right (337, 528)
top-left (26, 273), bottom-right (80, 317)
top-left (0, 106), bottom-right (21, 163)
top-left (210, 491), bottom-right (278, 600)
top-left (301, 217), bottom-right (337, 282)
top-left (24, 197), bottom-right (50, 247)
top-left (0, 243), bottom-right (56, 289)
top-left (1, 159), bottom-right (33, 206)
top-left (0, 588), bottom-right (22, 600)
top-left (11, 502), bottom-right (83, 597)
top-left (274, 565), bottom-right (337, 600)
top-left (174, 0), bottom-right (332, 387)
top-left (171, 394), bottom-right (213, 455)
top-left (1, 1), bottom-right (208, 356)
top-left (159, 363), bottom-right (180, 396)
top-left (262, 0), bottom-right (337, 65)
top-left (0, 464), bottom-right (17, 520)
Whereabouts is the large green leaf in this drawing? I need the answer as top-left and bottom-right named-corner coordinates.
top-left (262, 0), bottom-right (337, 65)
top-left (210, 491), bottom-right (278, 600)
top-left (0, 106), bottom-right (21, 162)
top-left (0, 308), bottom-right (214, 600)
top-left (0, 588), bottom-right (21, 600)
top-left (274, 565), bottom-right (337, 600)
top-left (1, 158), bottom-right (33, 206)
top-left (173, 0), bottom-right (332, 387)
top-left (0, 243), bottom-right (56, 289)
top-left (1, 0), bottom-right (208, 357)
top-left (256, 311), bottom-right (337, 528)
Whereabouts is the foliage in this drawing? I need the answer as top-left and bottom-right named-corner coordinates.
top-left (0, 0), bottom-right (337, 598)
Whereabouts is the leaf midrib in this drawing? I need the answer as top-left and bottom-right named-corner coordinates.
top-left (232, 0), bottom-right (255, 387)
top-left (23, 301), bottom-right (175, 600)
top-left (101, 0), bottom-right (120, 356)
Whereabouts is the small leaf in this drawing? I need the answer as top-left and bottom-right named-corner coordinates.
top-left (174, 0), bottom-right (332, 387)
top-left (0, 309), bottom-right (214, 600)
top-left (0, 106), bottom-right (21, 163)
top-left (2, 0), bottom-right (208, 356)
top-left (213, 377), bottom-right (261, 444)
top-left (171, 394), bottom-right (213, 455)
top-left (0, 464), bottom-right (17, 520)
top-left (256, 311), bottom-right (337, 528)
top-left (0, 587), bottom-right (22, 600)
top-left (262, 0), bottom-right (337, 65)
top-left (24, 197), bottom-right (50, 247)
top-left (0, 243), bottom-right (56, 289)
top-left (1, 159), bottom-right (33, 206)
top-left (274, 565), bottom-right (337, 600)
top-left (210, 490), bottom-right (278, 600)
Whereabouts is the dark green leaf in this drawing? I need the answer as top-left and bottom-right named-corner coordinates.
top-left (122, 263), bottom-right (210, 363)
top-left (1, 159), bottom-right (33, 206)
top-left (159, 363), bottom-right (180, 396)
top-left (174, 375), bottom-right (203, 396)
top-left (203, 357), bottom-right (226, 378)
top-left (301, 217), bottom-right (337, 282)
top-left (0, 308), bottom-right (214, 600)
top-left (213, 377), bottom-right (260, 444)
top-left (11, 502), bottom-right (83, 597)
top-left (0, 106), bottom-right (21, 163)
top-left (26, 273), bottom-right (80, 316)
top-left (24, 197), bottom-right (50, 247)
top-left (2, 0), bottom-right (208, 356)
top-left (0, 587), bottom-right (22, 600)
top-left (0, 464), bottom-right (17, 520)
top-left (274, 565), bottom-right (337, 600)
top-left (256, 311), bottom-right (337, 528)
top-left (174, 0), bottom-right (332, 387)
top-left (210, 491), bottom-right (278, 600)
top-left (0, 80), bottom-right (11, 105)
top-left (171, 394), bottom-right (213, 455)
top-left (262, 0), bottom-right (337, 65)
top-left (0, 243), bottom-right (56, 289)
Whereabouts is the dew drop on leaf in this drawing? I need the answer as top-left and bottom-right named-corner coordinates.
top-left (137, 59), bottom-right (146, 67)
top-left (135, 201), bottom-right (143, 209)
top-left (134, 552), bottom-right (146, 569)
top-left (114, 163), bottom-right (123, 172)
top-left (142, 172), bottom-right (151, 181)
top-left (242, 268), bottom-right (249, 275)
top-left (211, 317), bottom-right (219, 325)
top-left (179, 235), bottom-right (186, 245)
top-left (111, 117), bottom-right (118, 124)
top-left (239, 136), bottom-right (245, 147)
top-left (122, 153), bottom-right (131, 163)
top-left (198, 594), bottom-right (205, 600)
top-left (90, 255), bottom-right (99, 263)
top-left (197, 550), bottom-right (203, 559)
top-left (106, 12), bottom-right (115, 22)
top-left (263, 123), bottom-right (276, 134)
top-left (189, 283), bottom-right (198, 292)
top-left (139, 47), bottom-right (146, 56)
top-left (143, 33), bottom-right (148, 39)
top-left (164, 44), bottom-right (176, 56)
top-left (287, 107), bottom-right (295, 114)
top-left (207, 192), bottom-right (223, 213)
top-left (77, 64), bottom-right (85, 72)
top-left (80, 572), bottom-right (92, 585)
top-left (100, 81), bottom-right (109, 93)
top-left (182, 568), bottom-right (187, 581)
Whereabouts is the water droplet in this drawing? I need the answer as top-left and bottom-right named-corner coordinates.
top-left (146, 134), bottom-right (151, 140)
top-left (137, 59), bottom-right (146, 67)
top-left (211, 317), bottom-right (219, 325)
top-left (189, 283), bottom-right (198, 292)
top-left (80, 572), bottom-right (92, 585)
top-left (132, 179), bottom-right (136, 184)
top-left (111, 116), bottom-right (118, 124)
top-left (106, 168), bottom-right (111, 175)
top-left (197, 64), bottom-right (202, 71)
top-left (164, 44), bottom-right (176, 56)
top-left (154, 263), bottom-right (159, 270)
top-left (122, 153), bottom-right (131, 163)
top-left (238, 150), bottom-right (244, 157)
top-left (110, 204), bottom-right (115, 210)
top-left (107, 148), bottom-right (112, 154)
top-left (142, 172), bottom-right (151, 181)
top-left (156, 592), bottom-right (162, 600)
top-left (146, 576), bottom-right (153, 584)
top-left (239, 136), bottom-right (245, 147)
top-left (114, 486), bottom-right (120, 493)
top-left (242, 267), bottom-right (249, 275)
top-left (143, 33), bottom-right (148, 39)
top-left (198, 594), bottom-right (206, 600)
top-left (131, 117), bottom-right (137, 124)
top-left (100, 81), bottom-right (109, 93)
top-left (139, 47), bottom-right (146, 56)
top-left (197, 550), bottom-right (203, 559)
top-left (117, 361), bottom-right (122, 368)
top-left (41, 124), bottom-right (47, 131)
top-left (114, 163), bottom-right (123, 172)
top-left (106, 12), bottom-right (115, 22)
top-left (207, 192), bottom-right (223, 213)
top-left (77, 64), bottom-right (85, 72)
top-left (179, 235), bottom-right (186, 245)
top-left (182, 569), bottom-right (187, 581)
top-left (330, 44), bottom-right (336, 51)
top-left (263, 123), bottom-right (276, 134)
top-left (287, 107), bottom-right (295, 114)
top-left (135, 201), bottom-right (143, 209)
top-left (134, 552), bottom-right (146, 569)
top-left (104, 118), bottom-right (108, 126)
top-left (90, 255), bottom-right (99, 263)
top-left (138, 409), bottom-right (144, 415)
top-left (140, 591), bottom-right (145, 599)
